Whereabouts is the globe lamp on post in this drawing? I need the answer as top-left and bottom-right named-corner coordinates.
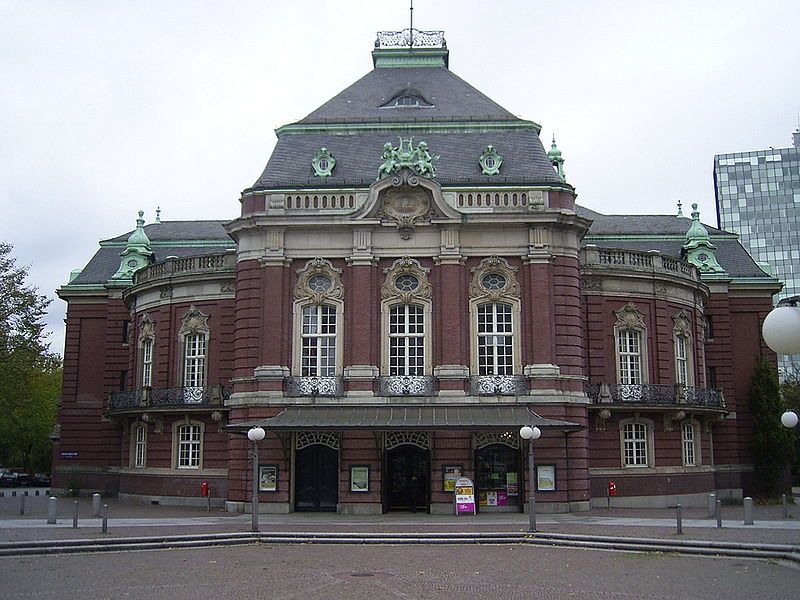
top-left (519, 425), bottom-right (542, 532)
top-left (247, 426), bottom-right (266, 532)
top-left (762, 296), bottom-right (800, 430)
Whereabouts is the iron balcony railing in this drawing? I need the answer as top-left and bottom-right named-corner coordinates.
top-left (285, 376), bottom-right (343, 397)
top-left (377, 375), bottom-right (436, 397)
top-left (586, 383), bottom-right (725, 408)
top-left (108, 385), bottom-right (231, 411)
top-left (470, 375), bottom-right (528, 396)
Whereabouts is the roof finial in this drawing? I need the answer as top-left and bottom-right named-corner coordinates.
top-left (547, 134), bottom-right (566, 181)
top-left (155, 206), bottom-right (161, 224)
top-left (409, 0), bottom-right (414, 48)
top-left (677, 200), bottom-right (684, 217)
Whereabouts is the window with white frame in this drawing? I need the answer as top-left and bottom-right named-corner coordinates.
top-left (682, 422), bottom-right (698, 466)
top-left (301, 304), bottom-right (337, 376)
top-left (622, 421), bottom-right (650, 467)
top-left (477, 302), bottom-right (514, 375)
top-left (613, 303), bottom-right (648, 386)
top-left (389, 304), bottom-right (424, 375)
top-left (675, 335), bottom-right (689, 385)
top-left (176, 423), bottom-right (202, 469)
top-left (142, 338), bottom-right (153, 387)
top-left (133, 424), bottom-right (147, 468)
top-left (183, 333), bottom-right (207, 387)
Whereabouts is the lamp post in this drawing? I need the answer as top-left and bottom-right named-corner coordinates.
top-left (762, 296), bottom-right (800, 428)
top-left (519, 425), bottom-right (542, 532)
top-left (247, 426), bottom-right (265, 532)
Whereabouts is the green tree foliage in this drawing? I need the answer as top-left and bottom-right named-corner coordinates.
top-left (748, 356), bottom-right (794, 496)
top-left (0, 242), bottom-right (62, 473)
top-left (780, 370), bottom-right (800, 483)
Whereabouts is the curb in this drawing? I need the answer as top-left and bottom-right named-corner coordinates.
top-left (1, 531), bottom-right (798, 563)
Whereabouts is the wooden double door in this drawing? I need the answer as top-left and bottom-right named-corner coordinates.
top-left (385, 445), bottom-right (429, 512)
top-left (295, 444), bottom-right (338, 512)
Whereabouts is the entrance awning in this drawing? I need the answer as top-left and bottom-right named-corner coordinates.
top-left (226, 405), bottom-right (582, 433)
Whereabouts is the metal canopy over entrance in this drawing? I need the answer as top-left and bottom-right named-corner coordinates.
top-left (229, 405), bottom-right (582, 432)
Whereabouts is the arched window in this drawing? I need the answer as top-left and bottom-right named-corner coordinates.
top-left (614, 303), bottom-right (649, 385)
top-left (468, 257), bottom-right (522, 376)
top-left (178, 305), bottom-right (210, 391)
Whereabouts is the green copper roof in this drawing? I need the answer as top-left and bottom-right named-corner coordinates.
top-left (682, 204), bottom-right (725, 274)
top-left (110, 210), bottom-right (154, 281)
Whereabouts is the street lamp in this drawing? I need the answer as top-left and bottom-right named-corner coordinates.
top-left (519, 425), bottom-right (542, 532)
top-left (247, 426), bottom-right (265, 532)
top-left (762, 296), bottom-right (800, 429)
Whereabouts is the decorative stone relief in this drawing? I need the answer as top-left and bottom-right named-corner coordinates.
top-left (377, 137), bottom-right (438, 179)
top-left (469, 256), bottom-right (520, 302)
top-left (581, 276), bottom-right (602, 291)
top-left (179, 305), bottom-right (210, 337)
top-left (478, 145), bottom-right (503, 175)
top-left (673, 311), bottom-right (692, 338)
top-left (381, 257), bottom-right (432, 304)
top-left (138, 314), bottom-right (155, 345)
top-left (159, 287), bottom-right (173, 299)
top-left (311, 147), bottom-right (336, 177)
top-left (294, 258), bottom-right (344, 304)
top-left (220, 282), bottom-right (235, 294)
top-left (614, 302), bottom-right (646, 331)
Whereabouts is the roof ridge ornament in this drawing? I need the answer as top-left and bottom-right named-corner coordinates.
top-left (377, 137), bottom-right (438, 179)
top-left (110, 210), bottom-right (154, 281)
top-left (547, 135), bottom-right (566, 181)
top-left (375, 28), bottom-right (446, 49)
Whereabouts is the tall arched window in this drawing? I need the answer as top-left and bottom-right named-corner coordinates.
top-left (477, 302), bottom-right (514, 375)
top-left (138, 314), bottom-right (155, 388)
top-left (673, 311), bottom-right (694, 386)
top-left (389, 304), bottom-right (425, 375)
top-left (613, 303), bottom-right (649, 385)
top-left (178, 305), bottom-right (210, 393)
top-left (301, 304), bottom-right (337, 376)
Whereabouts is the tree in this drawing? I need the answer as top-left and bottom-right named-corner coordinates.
top-left (0, 242), bottom-right (61, 473)
top-left (748, 356), bottom-right (794, 496)
top-left (780, 368), bottom-right (800, 484)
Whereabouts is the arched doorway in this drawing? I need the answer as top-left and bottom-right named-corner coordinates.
top-left (384, 432), bottom-right (430, 512)
top-left (295, 432), bottom-right (339, 512)
top-left (474, 432), bottom-right (521, 512)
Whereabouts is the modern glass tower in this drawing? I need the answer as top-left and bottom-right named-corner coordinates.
top-left (714, 128), bottom-right (800, 375)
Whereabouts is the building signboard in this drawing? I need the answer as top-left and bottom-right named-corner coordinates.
top-left (454, 476), bottom-right (476, 515)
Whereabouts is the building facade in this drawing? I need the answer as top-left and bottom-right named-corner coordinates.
top-left (714, 129), bottom-right (800, 375)
top-left (53, 30), bottom-right (780, 514)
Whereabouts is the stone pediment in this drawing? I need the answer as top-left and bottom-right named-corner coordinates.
top-left (355, 169), bottom-right (460, 239)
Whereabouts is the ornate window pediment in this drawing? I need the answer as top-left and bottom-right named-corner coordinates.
top-left (139, 314), bottom-right (155, 345)
top-left (614, 302), bottom-right (646, 331)
top-left (673, 310), bottom-right (692, 338)
top-left (469, 256), bottom-right (520, 302)
top-left (478, 145), bottom-right (503, 176)
top-left (179, 305), bottom-right (209, 337)
top-left (294, 258), bottom-right (344, 304)
top-left (381, 257), bottom-right (432, 303)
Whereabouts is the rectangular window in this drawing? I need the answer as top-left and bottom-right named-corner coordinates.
top-left (301, 305), bottom-right (337, 376)
top-left (617, 330), bottom-right (642, 385)
top-left (142, 338), bottom-right (153, 387)
top-left (122, 320), bottom-right (131, 344)
top-left (623, 422), bottom-right (648, 467)
top-left (477, 303), bottom-right (513, 375)
top-left (389, 304), bottom-right (425, 376)
top-left (183, 334), bottom-right (207, 387)
top-left (177, 424), bottom-right (201, 469)
top-left (682, 423), bottom-right (696, 466)
top-left (675, 335), bottom-right (688, 385)
top-left (134, 425), bottom-right (147, 468)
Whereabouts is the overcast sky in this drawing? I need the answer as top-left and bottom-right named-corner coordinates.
top-left (1, 0), bottom-right (798, 356)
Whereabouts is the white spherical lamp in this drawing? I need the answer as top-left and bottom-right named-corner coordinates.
top-left (520, 425), bottom-right (541, 440)
top-left (762, 305), bottom-right (800, 355)
top-left (781, 411), bottom-right (799, 429)
top-left (247, 426), bottom-right (266, 442)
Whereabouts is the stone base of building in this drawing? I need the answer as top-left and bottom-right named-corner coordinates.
top-left (588, 491), bottom-right (734, 509)
top-left (119, 492), bottom-right (226, 508)
top-left (227, 501), bottom-right (291, 514)
top-left (523, 500), bottom-right (590, 514)
top-left (338, 502), bottom-right (382, 515)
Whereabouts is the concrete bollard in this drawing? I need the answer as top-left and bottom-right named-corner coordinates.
top-left (676, 504), bottom-right (683, 535)
top-left (92, 493), bottom-right (101, 518)
top-left (716, 499), bottom-right (723, 528)
top-left (19, 494), bottom-right (26, 516)
top-left (47, 496), bottom-right (57, 524)
top-left (782, 493), bottom-right (788, 518)
top-left (101, 504), bottom-right (108, 534)
top-left (743, 496), bottom-right (753, 525)
top-left (707, 493), bottom-right (716, 518)
top-left (72, 500), bottom-right (79, 528)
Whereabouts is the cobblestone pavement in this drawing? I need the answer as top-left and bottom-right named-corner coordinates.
top-left (3, 542), bottom-right (800, 599)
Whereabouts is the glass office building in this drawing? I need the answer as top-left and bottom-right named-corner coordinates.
top-left (714, 129), bottom-right (800, 376)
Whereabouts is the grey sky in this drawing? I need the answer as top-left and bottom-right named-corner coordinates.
top-left (1, 0), bottom-right (798, 356)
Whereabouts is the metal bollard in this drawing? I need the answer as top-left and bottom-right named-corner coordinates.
top-left (19, 494), bottom-right (26, 516)
top-left (676, 504), bottom-right (683, 535)
top-left (716, 499), bottom-right (723, 528)
top-left (47, 496), bottom-right (57, 524)
top-left (92, 493), bottom-right (101, 518)
top-left (73, 500), bottom-right (79, 528)
top-left (782, 493), bottom-right (788, 518)
top-left (101, 504), bottom-right (108, 534)
top-left (743, 496), bottom-right (753, 525)
top-left (707, 493), bottom-right (716, 518)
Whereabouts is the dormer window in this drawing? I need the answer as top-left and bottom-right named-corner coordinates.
top-left (380, 89), bottom-right (434, 109)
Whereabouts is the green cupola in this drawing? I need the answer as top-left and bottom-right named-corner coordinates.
top-left (110, 210), bottom-right (154, 281)
top-left (547, 135), bottom-right (566, 181)
top-left (682, 203), bottom-right (724, 274)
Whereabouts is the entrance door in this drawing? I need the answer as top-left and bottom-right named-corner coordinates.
top-left (386, 445), bottom-right (429, 512)
top-left (295, 444), bottom-right (338, 512)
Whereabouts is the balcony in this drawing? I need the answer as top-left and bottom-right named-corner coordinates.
top-left (586, 383), bottom-right (725, 409)
top-left (108, 385), bottom-right (231, 412)
top-left (134, 251), bottom-right (236, 285)
top-left (581, 246), bottom-right (700, 282)
top-left (377, 376), bottom-right (436, 397)
top-left (469, 375), bottom-right (528, 396)
top-left (285, 376), bottom-right (343, 397)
